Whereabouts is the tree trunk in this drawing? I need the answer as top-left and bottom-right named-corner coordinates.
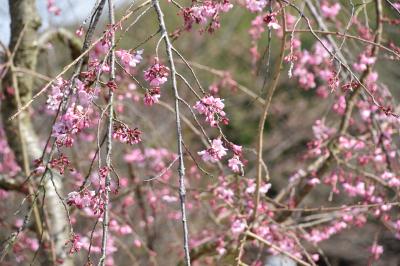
top-left (1, 0), bottom-right (73, 265)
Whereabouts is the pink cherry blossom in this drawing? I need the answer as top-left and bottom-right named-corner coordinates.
top-left (75, 26), bottom-right (84, 37)
top-left (194, 95), bottom-right (228, 126)
top-left (181, 0), bottom-right (232, 32)
top-left (46, 78), bottom-right (68, 110)
top-left (116, 49), bottom-right (143, 68)
top-left (231, 219), bottom-right (247, 235)
top-left (144, 58), bottom-right (170, 86)
top-left (259, 183), bottom-right (271, 194)
top-left (312, 120), bottom-right (336, 140)
top-left (353, 52), bottom-right (376, 72)
top-left (144, 87), bottom-right (161, 106)
top-left (113, 123), bottom-right (142, 145)
top-left (263, 13), bottom-right (281, 30)
top-left (162, 195), bottom-right (178, 203)
top-left (245, 0), bottom-right (267, 13)
top-left (321, 2), bottom-right (341, 19)
top-left (67, 234), bottom-right (83, 254)
top-left (67, 190), bottom-right (95, 209)
top-left (198, 138), bottom-right (228, 163)
top-left (52, 104), bottom-right (90, 147)
top-left (47, 0), bottom-right (61, 15)
top-left (369, 244), bottom-right (384, 260)
top-left (228, 156), bottom-right (243, 173)
top-left (333, 95), bottom-right (347, 115)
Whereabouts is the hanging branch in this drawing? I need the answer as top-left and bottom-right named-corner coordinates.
top-left (152, 0), bottom-right (191, 264)
top-left (253, 6), bottom-right (288, 220)
top-left (99, 0), bottom-right (116, 265)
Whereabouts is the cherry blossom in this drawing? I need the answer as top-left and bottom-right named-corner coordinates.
top-left (321, 2), bottom-right (341, 19)
top-left (198, 138), bottom-right (228, 163)
top-left (194, 95), bottom-right (228, 126)
top-left (231, 219), bottom-right (247, 235)
top-left (47, 0), bottom-right (61, 16)
top-left (113, 123), bottom-right (142, 145)
top-left (116, 49), bottom-right (143, 69)
top-left (67, 189), bottom-right (96, 210)
top-left (144, 58), bottom-right (170, 86)
top-left (369, 244), bottom-right (384, 260)
top-left (228, 156), bottom-right (243, 173)
top-left (52, 104), bottom-right (90, 147)
top-left (353, 50), bottom-right (377, 72)
top-left (263, 13), bottom-right (281, 30)
top-left (144, 87), bottom-right (161, 106)
top-left (181, 0), bottom-right (233, 32)
top-left (67, 234), bottom-right (83, 254)
top-left (245, 0), bottom-right (267, 13)
top-left (46, 78), bottom-right (68, 110)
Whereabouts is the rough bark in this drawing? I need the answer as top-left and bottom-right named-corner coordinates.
top-left (1, 0), bottom-right (72, 265)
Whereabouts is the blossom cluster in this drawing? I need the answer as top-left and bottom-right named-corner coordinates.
top-left (116, 49), bottom-right (143, 70)
top-left (46, 78), bottom-right (69, 110)
top-left (198, 138), bottom-right (227, 163)
top-left (52, 104), bottom-right (90, 147)
top-left (180, 0), bottom-right (233, 33)
top-left (198, 139), bottom-right (244, 174)
top-left (113, 123), bottom-right (142, 145)
top-left (144, 58), bottom-right (169, 87)
top-left (47, 0), bottom-right (61, 16)
top-left (67, 186), bottom-right (106, 217)
top-left (143, 58), bottom-right (170, 105)
top-left (320, 1), bottom-right (341, 19)
top-left (49, 153), bottom-right (72, 175)
top-left (245, 0), bottom-right (266, 13)
top-left (193, 95), bottom-right (228, 126)
top-left (67, 189), bottom-right (96, 210)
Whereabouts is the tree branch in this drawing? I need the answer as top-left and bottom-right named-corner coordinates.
top-left (152, 0), bottom-right (191, 264)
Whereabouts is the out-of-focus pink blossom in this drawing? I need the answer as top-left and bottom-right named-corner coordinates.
top-left (369, 244), bottom-right (384, 260)
top-left (263, 13), bottom-right (281, 30)
top-left (245, 0), bottom-right (266, 13)
top-left (47, 0), bottom-right (61, 15)
top-left (231, 219), bottom-right (247, 235)
top-left (321, 2), bottom-right (341, 19)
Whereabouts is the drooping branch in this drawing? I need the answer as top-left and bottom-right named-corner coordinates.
top-left (152, 0), bottom-right (191, 264)
top-left (99, 0), bottom-right (116, 265)
top-left (253, 6), bottom-right (288, 221)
